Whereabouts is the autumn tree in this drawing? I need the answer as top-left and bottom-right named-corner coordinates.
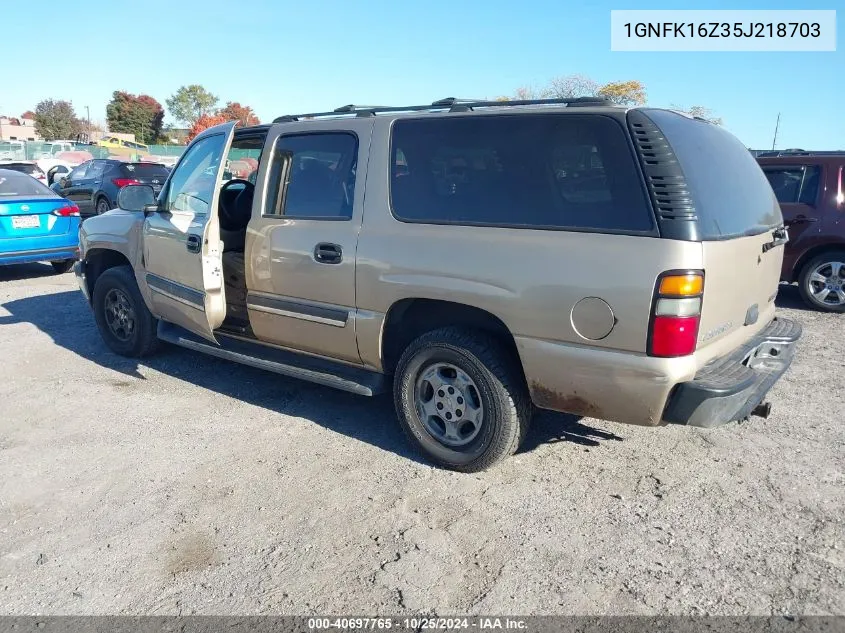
top-left (33, 99), bottom-right (83, 140)
top-left (596, 80), bottom-right (646, 105)
top-left (106, 91), bottom-right (165, 144)
top-left (186, 113), bottom-right (230, 142)
top-left (514, 86), bottom-right (541, 100)
top-left (166, 85), bottom-right (219, 127)
top-left (218, 102), bottom-right (259, 126)
top-left (676, 105), bottom-right (723, 125)
top-left (545, 75), bottom-right (599, 99)
top-left (510, 75), bottom-right (647, 105)
top-left (21, 110), bottom-right (35, 120)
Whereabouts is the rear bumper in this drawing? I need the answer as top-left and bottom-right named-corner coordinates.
top-left (0, 244), bottom-right (79, 266)
top-left (663, 317), bottom-right (802, 428)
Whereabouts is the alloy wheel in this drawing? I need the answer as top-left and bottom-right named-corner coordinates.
top-left (807, 260), bottom-right (845, 308)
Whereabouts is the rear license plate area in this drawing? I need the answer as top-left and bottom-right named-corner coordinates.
top-left (11, 215), bottom-right (40, 229)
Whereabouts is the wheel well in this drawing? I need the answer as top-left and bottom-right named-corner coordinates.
top-left (84, 249), bottom-right (131, 300)
top-left (381, 298), bottom-right (520, 373)
top-left (792, 244), bottom-right (845, 281)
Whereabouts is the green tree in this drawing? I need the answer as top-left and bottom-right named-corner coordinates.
top-left (33, 99), bottom-right (82, 140)
top-left (166, 85), bottom-right (219, 127)
top-left (106, 91), bottom-right (165, 144)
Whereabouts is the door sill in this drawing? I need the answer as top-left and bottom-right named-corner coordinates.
top-left (158, 321), bottom-right (386, 396)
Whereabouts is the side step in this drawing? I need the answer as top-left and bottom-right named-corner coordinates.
top-left (157, 321), bottom-right (387, 396)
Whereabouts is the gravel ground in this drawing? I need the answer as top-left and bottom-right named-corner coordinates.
top-left (0, 264), bottom-right (843, 616)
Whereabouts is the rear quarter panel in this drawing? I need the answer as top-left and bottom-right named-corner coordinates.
top-left (356, 119), bottom-right (705, 425)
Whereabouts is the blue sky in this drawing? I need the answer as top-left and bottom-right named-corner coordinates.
top-left (3, 0), bottom-right (842, 149)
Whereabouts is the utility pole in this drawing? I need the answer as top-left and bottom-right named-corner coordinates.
top-left (85, 105), bottom-right (90, 142)
top-left (771, 113), bottom-right (780, 151)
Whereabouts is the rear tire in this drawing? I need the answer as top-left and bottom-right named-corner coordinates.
top-left (798, 251), bottom-right (845, 313)
top-left (393, 327), bottom-right (531, 472)
top-left (92, 265), bottom-right (159, 357)
top-left (50, 259), bottom-right (75, 274)
top-left (95, 196), bottom-right (111, 215)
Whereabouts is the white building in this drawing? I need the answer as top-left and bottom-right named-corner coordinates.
top-left (0, 116), bottom-right (41, 141)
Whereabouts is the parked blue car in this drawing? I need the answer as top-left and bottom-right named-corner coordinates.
top-left (0, 168), bottom-right (80, 273)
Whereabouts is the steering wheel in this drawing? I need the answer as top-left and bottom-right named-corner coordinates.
top-left (219, 179), bottom-right (255, 231)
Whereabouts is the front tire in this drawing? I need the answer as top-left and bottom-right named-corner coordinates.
top-left (798, 251), bottom-right (845, 313)
top-left (394, 327), bottom-right (531, 472)
top-left (51, 259), bottom-right (75, 274)
top-left (92, 265), bottom-right (159, 357)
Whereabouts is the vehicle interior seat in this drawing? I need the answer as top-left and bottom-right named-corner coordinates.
top-left (219, 183), bottom-right (254, 252)
top-left (219, 182), bottom-right (254, 328)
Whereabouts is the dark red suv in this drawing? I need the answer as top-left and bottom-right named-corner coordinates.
top-left (758, 153), bottom-right (845, 312)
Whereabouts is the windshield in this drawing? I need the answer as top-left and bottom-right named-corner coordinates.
top-left (0, 170), bottom-right (55, 196)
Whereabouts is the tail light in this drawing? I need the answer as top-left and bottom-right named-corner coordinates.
top-left (112, 178), bottom-right (140, 188)
top-left (648, 271), bottom-right (704, 357)
top-left (52, 205), bottom-right (80, 217)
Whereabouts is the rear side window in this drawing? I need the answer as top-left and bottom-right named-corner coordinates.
top-left (390, 114), bottom-right (654, 233)
top-left (762, 165), bottom-right (820, 205)
top-left (642, 109), bottom-right (782, 239)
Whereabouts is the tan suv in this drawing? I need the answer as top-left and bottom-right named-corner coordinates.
top-left (73, 97), bottom-right (801, 471)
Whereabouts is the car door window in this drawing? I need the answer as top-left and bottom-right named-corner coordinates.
top-left (265, 132), bottom-right (358, 220)
top-left (798, 167), bottom-right (820, 204)
top-left (763, 166), bottom-right (820, 204)
top-left (68, 162), bottom-right (90, 181)
top-left (163, 134), bottom-right (228, 216)
top-left (87, 161), bottom-right (107, 180)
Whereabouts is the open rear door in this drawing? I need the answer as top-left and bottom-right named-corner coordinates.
top-left (142, 121), bottom-right (237, 343)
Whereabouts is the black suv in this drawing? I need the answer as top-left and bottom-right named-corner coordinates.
top-left (51, 159), bottom-right (170, 217)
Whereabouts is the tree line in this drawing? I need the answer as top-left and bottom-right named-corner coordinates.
top-left (28, 85), bottom-right (259, 144)
top-left (24, 76), bottom-right (721, 144)
top-left (500, 74), bottom-right (721, 124)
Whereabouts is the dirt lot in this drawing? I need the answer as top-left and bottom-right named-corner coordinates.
top-left (0, 264), bottom-right (842, 616)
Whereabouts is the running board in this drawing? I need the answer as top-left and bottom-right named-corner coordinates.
top-left (157, 321), bottom-right (386, 396)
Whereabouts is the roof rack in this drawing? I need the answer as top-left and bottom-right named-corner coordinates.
top-left (272, 96), bottom-right (614, 123)
top-left (754, 149), bottom-right (845, 157)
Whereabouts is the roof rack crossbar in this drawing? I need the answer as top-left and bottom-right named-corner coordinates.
top-left (272, 96), bottom-right (615, 123)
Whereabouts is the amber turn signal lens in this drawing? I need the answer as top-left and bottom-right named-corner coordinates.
top-left (659, 274), bottom-right (703, 296)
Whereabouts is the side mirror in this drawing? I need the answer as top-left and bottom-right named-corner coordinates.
top-left (118, 184), bottom-right (156, 212)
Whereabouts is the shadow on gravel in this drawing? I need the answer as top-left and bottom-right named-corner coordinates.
top-left (1, 289), bottom-right (624, 464)
top-left (0, 262), bottom-right (63, 282)
top-left (522, 409), bottom-right (624, 451)
top-left (775, 283), bottom-right (811, 311)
